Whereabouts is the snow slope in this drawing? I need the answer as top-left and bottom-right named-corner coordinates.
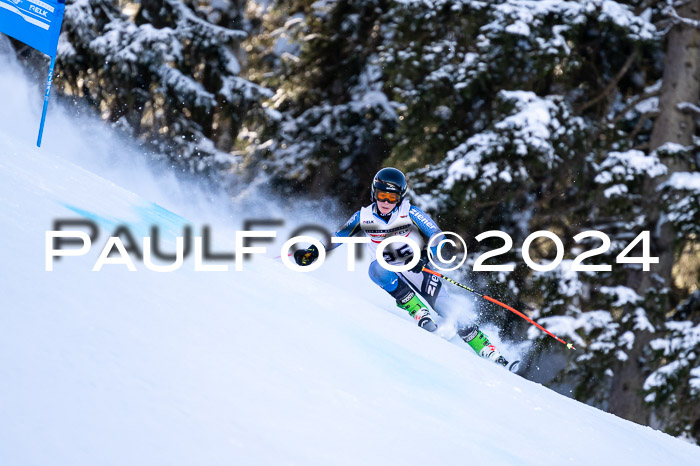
top-left (1, 45), bottom-right (699, 466)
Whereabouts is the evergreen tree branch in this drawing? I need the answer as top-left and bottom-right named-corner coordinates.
top-left (576, 49), bottom-right (639, 114)
top-left (608, 89), bottom-right (661, 125)
top-left (663, 0), bottom-right (700, 29)
top-left (630, 109), bottom-right (660, 141)
top-left (632, 142), bottom-right (651, 151)
top-left (677, 101), bottom-right (700, 115)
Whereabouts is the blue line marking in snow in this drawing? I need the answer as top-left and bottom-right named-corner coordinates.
top-left (60, 202), bottom-right (191, 241)
top-left (60, 204), bottom-right (122, 231)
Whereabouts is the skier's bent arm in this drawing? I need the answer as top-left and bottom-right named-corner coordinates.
top-left (409, 205), bottom-right (445, 258)
top-left (331, 210), bottom-right (361, 246)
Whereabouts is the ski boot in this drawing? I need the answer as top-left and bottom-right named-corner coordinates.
top-left (459, 324), bottom-right (520, 372)
top-left (396, 290), bottom-right (437, 332)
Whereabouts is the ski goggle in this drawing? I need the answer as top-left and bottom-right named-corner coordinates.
top-left (375, 190), bottom-right (400, 203)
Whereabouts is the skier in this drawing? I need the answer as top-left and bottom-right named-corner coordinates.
top-left (294, 167), bottom-right (515, 369)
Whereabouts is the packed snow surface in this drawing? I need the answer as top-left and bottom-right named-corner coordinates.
top-left (1, 43), bottom-right (699, 465)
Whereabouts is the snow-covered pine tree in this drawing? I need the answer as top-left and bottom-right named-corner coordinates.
top-left (56, 0), bottom-right (270, 177)
top-left (241, 0), bottom-right (400, 200)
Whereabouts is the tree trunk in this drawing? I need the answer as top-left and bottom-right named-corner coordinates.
top-left (608, 0), bottom-right (700, 425)
top-left (643, 0), bottom-right (700, 287)
top-left (649, 5), bottom-right (700, 152)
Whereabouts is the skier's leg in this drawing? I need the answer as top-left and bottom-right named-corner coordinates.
top-left (368, 260), bottom-right (437, 331)
top-left (458, 324), bottom-right (510, 367)
top-left (400, 268), bottom-right (442, 310)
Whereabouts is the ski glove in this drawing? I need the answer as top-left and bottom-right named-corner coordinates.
top-left (294, 245), bottom-right (319, 266)
top-left (409, 249), bottom-right (430, 273)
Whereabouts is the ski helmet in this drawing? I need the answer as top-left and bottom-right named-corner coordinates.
top-left (371, 167), bottom-right (408, 203)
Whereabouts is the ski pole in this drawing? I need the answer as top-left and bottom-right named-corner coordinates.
top-left (422, 267), bottom-right (575, 350)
